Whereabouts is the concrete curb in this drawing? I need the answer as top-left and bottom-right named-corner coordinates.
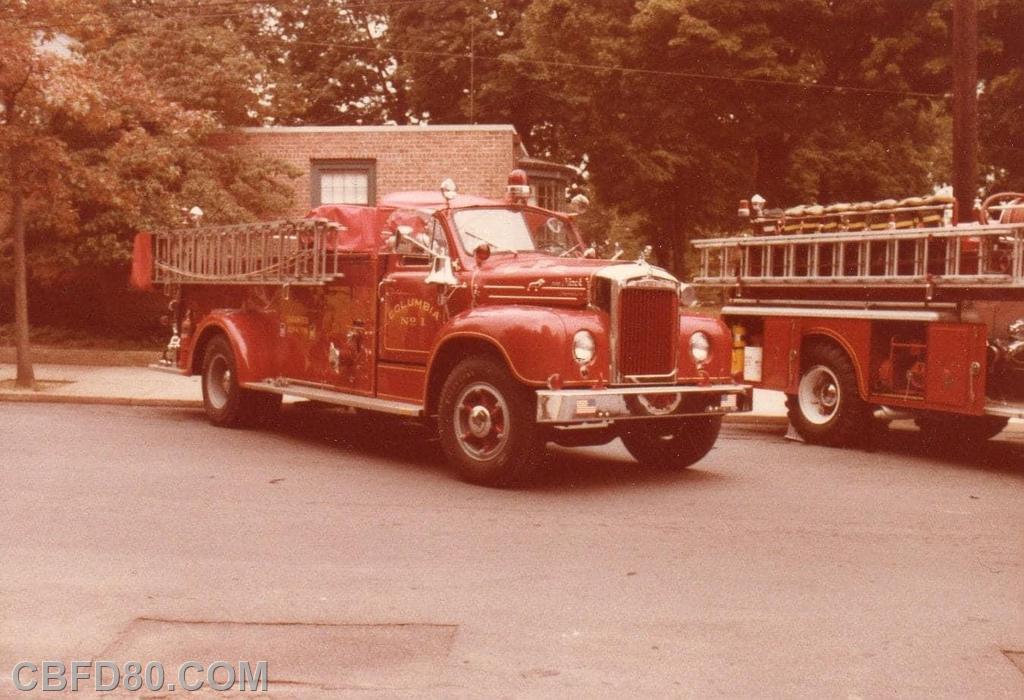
top-left (0, 393), bottom-right (201, 408)
top-left (723, 414), bottom-right (789, 427)
top-left (0, 347), bottom-right (159, 367)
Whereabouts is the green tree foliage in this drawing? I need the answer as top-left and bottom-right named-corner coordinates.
top-left (386, 1), bottom-right (554, 140)
top-left (979, 0), bottom-right (1024, 192)
top-left (0, 0), bottom-right (297, 343)
top-left (236, 0), bottom-right (412, 125)
top-left (508, 0), bottom-right (959, 272)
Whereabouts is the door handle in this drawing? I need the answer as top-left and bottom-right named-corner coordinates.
top-left (378, 277), bottom-right (395, 302)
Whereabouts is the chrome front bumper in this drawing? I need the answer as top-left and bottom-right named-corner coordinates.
top-left (535, 383), bottom-right (753, 424)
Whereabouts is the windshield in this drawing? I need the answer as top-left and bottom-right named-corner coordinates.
top-left (452, 208), bottom-right (580, 256)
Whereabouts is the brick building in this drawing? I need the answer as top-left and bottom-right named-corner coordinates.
top-left (227, 124), bottom-right (575, 216)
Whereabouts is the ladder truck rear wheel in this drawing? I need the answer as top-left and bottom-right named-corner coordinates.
top-left (437, 356), bottom-right (541, 487)
top-left (201, 335), bottom-right (280, 428)
top-left (786, 343), bottom-right (869, 446)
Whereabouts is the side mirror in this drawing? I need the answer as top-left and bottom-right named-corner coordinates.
top-left (392, 224), bottom-right (414, 251)
top-left (425, 255), bottom-right (459, 286)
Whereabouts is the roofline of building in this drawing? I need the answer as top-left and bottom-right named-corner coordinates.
top-left (517, 157), bottom-right (579, 177)
top-left (238, 124), bottom-right (518, 135)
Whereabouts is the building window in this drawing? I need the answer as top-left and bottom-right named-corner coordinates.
top-left (529, 177), bottom-right (565, 212)
top-left (311, 160), bottom-right (375, 207)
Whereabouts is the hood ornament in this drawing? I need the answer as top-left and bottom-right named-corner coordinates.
top-left (636, 245), bottom-right (654, 276)
top-left (527, 278), bottom-right (547, 291)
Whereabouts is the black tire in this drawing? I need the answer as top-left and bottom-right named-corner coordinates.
top-left (915, 412), bottom-right (1008, 449)
top-left (201, 335), bottom-right (280, 428)
top-left (437, 356), bottom-right (541, 487)
top-left (620, 416), bottom-right (722, 469)
top-left (786, 342), bottom-right (869, 446)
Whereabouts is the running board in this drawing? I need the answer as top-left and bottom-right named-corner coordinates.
top-left (243, 380), bottom-right (423, 417)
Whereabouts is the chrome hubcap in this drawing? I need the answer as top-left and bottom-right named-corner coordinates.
top-left (455, 382), bottom-right (509, 460)
top-left (798, 365), bottom-right (841, 425)
top-left (207, 356), bottom-right (232, 410)
top-left (467, 405), bottom-right (493, 438)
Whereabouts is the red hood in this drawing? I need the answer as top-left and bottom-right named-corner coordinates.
top-left (472, 254), bottom-right (678, 307)
top-left (475, 253), bottom-right (628, 279)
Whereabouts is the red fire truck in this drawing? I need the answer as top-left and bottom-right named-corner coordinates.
top-left (131, 172), bottom-right (752, 486)
top-left (692, 192), bottom-right (1024, 447)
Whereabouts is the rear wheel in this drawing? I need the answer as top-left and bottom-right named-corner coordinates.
top-left (915, 412), bottom-right (1008, 448)
top-left (437, 357), bottom-right (541, 487)
top-left (786, 342), bottom-right (869, 446)
top-left (201, 336), bottom-right (280, 428)
top-left (620, 416), bottom-right (722, 469)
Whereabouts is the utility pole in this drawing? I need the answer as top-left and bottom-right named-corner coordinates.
top-left (469, 18), bottom-right (476, 124)
top-left (952, 0), bottom-right (978, 223)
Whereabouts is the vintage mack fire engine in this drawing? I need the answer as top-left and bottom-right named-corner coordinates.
top-left (693, 192), bottom-right (1024, 447)
top-left (131, 172), bottom-right (752, 485)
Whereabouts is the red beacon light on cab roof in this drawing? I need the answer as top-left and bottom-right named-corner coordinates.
top-left (507, 169), bottom-right (531, 203)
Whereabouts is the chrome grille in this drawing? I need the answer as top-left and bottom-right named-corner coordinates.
top-left (617, 286), bottom-right (678, 377)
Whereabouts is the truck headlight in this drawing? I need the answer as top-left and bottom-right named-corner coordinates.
top-left (573, 330), bottom-right (596, 365)
top-left (690, 331), bottom-right (711, 365)
top-left (678, 283), bottom-right (698, 308)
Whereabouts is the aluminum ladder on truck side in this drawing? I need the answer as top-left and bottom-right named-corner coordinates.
top-left (151, 219), bottom-right (346, 286)
top-left (692, 223), bottom-right (1024, 298)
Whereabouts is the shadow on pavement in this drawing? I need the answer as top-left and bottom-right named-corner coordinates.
top-left (884, 425), bottom-right (1024, 479)
top-left (726, 421), bottom-right (1024, 479)
top-left (518, 445), bottom-right (728, 493)
top-left (176, 402), bottom-right (730, 492)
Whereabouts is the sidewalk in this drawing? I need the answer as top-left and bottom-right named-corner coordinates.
top-left (0, 361), bottom-right (791, 421)
top-left (3, 362), bottom-right (1020, 432)
top-left (0, 363), bottom-right (201, 407)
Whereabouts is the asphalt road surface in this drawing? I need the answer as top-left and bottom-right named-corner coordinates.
top-left (1, 403), bottom-right (1022, 697)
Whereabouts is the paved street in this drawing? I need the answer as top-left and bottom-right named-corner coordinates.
top-left (1, 403), bottom-right (1022, 697)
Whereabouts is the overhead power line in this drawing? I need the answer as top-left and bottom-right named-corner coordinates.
top-left (284, 38), bottom-right (945, 99)
top-left (23, 4), bottom-right (946, 100)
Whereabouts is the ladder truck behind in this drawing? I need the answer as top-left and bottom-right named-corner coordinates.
top-left (692, 192), bottom-right (1024, 447)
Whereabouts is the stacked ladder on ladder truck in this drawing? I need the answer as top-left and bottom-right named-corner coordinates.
top-left (693, 193), bottom-right (1024, 302)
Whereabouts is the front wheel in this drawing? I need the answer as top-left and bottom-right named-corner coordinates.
top-left (437, 357), bottom-right (542, 487)
top-left (620, 416), bottom-right (723, 469)
top-left (786, 343), bottom-right (869, 446)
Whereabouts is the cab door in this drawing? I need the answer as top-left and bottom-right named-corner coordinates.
top-left (378, 217), bottom-right (449, 364)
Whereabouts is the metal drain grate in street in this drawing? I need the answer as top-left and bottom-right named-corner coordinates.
top-left (98, 617), bottom-right (458, 691)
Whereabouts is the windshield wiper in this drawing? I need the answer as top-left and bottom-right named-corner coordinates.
top-left (462, 229), bottom-right (517, 256)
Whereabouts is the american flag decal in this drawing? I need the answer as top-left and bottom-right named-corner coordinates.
top-left (575, 398), bottom-right (598, 416)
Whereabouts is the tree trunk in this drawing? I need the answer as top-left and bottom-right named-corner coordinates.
top-left (10, 171), bottom-right (34, 389)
